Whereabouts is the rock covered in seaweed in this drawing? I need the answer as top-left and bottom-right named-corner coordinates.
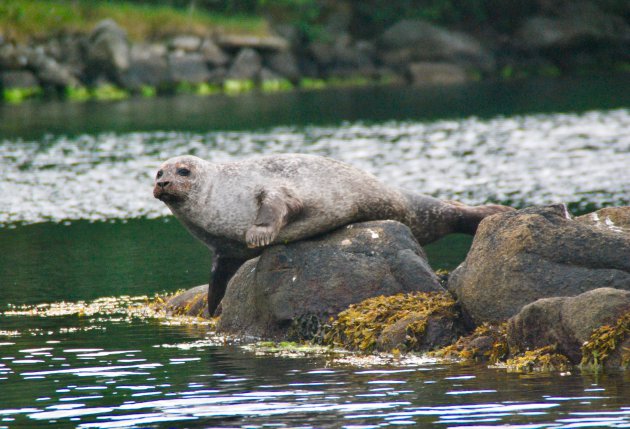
top-left (507, 288), bottom-right (630, 364)
top-left (448, 205), bottom-right (630, 325)
top-left (324, 291), bottom-right (465, 353)
top-left (216, 220), bottom-right (443, 339)
top-left (164, 284), bottom-right (209, 318)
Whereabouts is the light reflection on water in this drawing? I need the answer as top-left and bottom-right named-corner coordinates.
top-left (1, 303), bottom-right (629, 428)
top-left (2, 84), bottom-right (630, 428)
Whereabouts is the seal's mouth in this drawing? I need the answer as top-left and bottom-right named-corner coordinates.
top-left (153, 186), bottom-right (182, 204)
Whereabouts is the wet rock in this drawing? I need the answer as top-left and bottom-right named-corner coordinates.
top-left (448, 205), bottom-right (630, 325)
top-left (217, 220), bottom-right (443, 339)
top-left (165, 284), bottom-right (209, 318)
top-left (167, 52), bottom-right (211, 84)
top-left (378, 19), bottom-right (495, 72)
top-left (200, 38), bottom-right (230, 67)
top-left (507, 288), bottom-right (630, 363)
top-left (84, 19), bottom-right (131, 85)
top-left (408, 62), bottom-right (469, 85)
top-left (1, 70), bottom-right (39, 88)
top-left (226, 48), bottom-right (262, 81)
top-left (376, 304), bottom-right (466, 353)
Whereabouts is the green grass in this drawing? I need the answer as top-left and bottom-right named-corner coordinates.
top-left (3, 87), bottom-right (42, 103)
top-left (0, 0), bottom-right (269, 42)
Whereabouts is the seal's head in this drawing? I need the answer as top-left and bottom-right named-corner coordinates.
top-left (153, 155), bottom-right (205, 205)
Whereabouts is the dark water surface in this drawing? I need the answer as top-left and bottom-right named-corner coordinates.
top-left (1, 77), bottom-right (630, 428)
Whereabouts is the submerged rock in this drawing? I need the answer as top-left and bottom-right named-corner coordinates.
top-left (448, 205), bottom-right (630, 325)
top-left (217, 220), bottom-right (443, 339)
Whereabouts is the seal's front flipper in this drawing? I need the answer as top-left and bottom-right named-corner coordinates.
top-left (246, 186), bottom-right (303, 248)
top-left (208, 255), bottom-right (244, 316)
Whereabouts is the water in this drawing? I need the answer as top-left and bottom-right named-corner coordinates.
top-left (1, 77), bottom-right (630, 428)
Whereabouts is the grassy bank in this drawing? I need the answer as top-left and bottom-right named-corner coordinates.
top-left (0, 0), bottom-right (269, 42)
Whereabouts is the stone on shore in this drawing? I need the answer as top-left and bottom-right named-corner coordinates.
top-left (85, 19), bottom-right (131, 85)
top-left (216, 34), bottom-right (289, 52)
top-left (226, 48), bottom-right (262, 81)
top-left (167, 52), bottom-right (211, 84)
top-left (408, 62), bottom-right (469, 85)
top-left (378, 19), bottom-right (495, 72)
top-left (216, 220), bottom-right (443, 340)
top-left (448, 205), bottom-right (630, 326)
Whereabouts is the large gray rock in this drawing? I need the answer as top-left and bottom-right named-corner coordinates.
top-left (516, 2), bottom-right (630, 50)
top-left (378, 19), bottom-right (495, 72)
top-left (200, 38), bottom-right (230, 68)
top-left (507, 288), bottom-right (630, 363)
top-left (122, 44), bottom-right (170, 89)
top-left (0, 44), bottom-right (77, 88)
top-left (167, 53), bottom-right (211, 84)
top-left (26, 47), bottom-right (79, 89)
top-left (42, 35), bottom-right (87, 77)
top-left (448, 205), bottom-right (630, 325)
top-left (217, 220), bottom-right (443, 339)
top-left (226, 48), bottom-right (262, 81)
top-left (84, 19), bottom-right (130, 85)
top-left (264, 50), bottom-right (301, 82)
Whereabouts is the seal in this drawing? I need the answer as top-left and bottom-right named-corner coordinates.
top-left (154, 154), bottom-right (512, 314)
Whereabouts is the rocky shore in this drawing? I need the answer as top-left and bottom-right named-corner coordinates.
top-left (2, 0), bottom-right (629, 102)
top-left (167, 205), bottom-right (630, 372)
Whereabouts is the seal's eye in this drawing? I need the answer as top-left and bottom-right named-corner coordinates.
top-left (177, 168), bottom-right (191, 177)
top-left (156, 170), bottom-right (163, 179)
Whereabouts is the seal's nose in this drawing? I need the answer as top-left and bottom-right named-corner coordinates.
top-left (157, 181), bottom-right (170, 188)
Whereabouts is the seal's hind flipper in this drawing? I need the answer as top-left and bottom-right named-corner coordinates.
top-left (246, 186), bottom-right (303, 248)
